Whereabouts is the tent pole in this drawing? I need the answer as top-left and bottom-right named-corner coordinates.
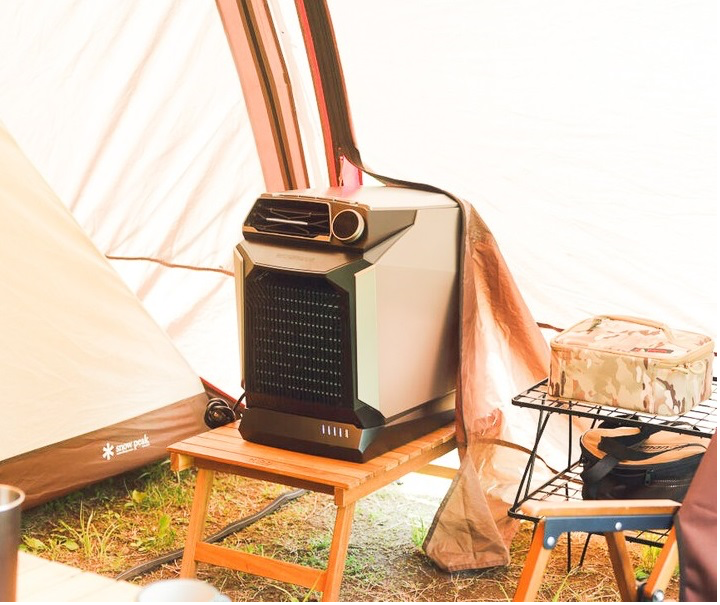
top-left (216, 0), bottom-right (309, 192)
top-left (294, 0), bottom-right (362, 188)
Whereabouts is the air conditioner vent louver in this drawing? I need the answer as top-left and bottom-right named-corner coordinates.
top-left (245, 198), bottom-right (330, 239)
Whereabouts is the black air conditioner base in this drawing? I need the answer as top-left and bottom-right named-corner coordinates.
top-left (238, 406), bottom-right (455, 463)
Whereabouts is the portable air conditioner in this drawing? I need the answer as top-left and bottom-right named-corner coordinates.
top-left (234, 185), bottom-right (460, 461)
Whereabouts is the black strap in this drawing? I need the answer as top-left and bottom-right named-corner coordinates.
top-left (599, 423), bottom-right (662, 449)
top-left (580, 453), bottom-right (620, 497)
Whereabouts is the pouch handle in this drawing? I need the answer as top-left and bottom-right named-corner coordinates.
top-left (596, 315), bottom-right (674, 339)
top-left (599, 434), bottom-right (706, 462)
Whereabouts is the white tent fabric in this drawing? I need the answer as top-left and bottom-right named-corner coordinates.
top-left (268, 0), bottom-right (717, 502)
top-left (2, 0), bottom-right (714, 401)
top-left (1, 121), bottom-right (203, 457)
top-left (324, 0), bottom-right (717, 341)
top-left (0, 0), bottom-right (266, 396)
top-left (1, 121), bottom-right (207, 505)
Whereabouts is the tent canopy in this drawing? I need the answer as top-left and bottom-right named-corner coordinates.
top-left (0, 0), bottom-right (714, 400)
top-left (0, 0), bottom-right (715, 556)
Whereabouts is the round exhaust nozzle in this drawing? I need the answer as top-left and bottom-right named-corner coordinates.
top-left (331, 209), bottom-right (365, 243)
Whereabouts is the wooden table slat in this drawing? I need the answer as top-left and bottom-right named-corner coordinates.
top-left (17, 559), bottom-right (84, 598)
top-left (186, 433), bottom-right (392, 480)
top-left (204, 430), bottom-right (402, 475)
top-left (16, 553), bottom-right (140, 602)
top-left (74, 581), bottom-right (146, 602)
top-left (16, 551), bottom-right (48, 573)
top-left (26, 571), bottom-right (120, 601)
top-left (198, 427), bottom-right (403, 469)
top-left (167, 441), bottom-right (361, 490)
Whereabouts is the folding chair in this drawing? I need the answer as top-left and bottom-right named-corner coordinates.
top-left (513, 433), bottom-right (716, 602)
top-left (513, 499), bottom-right (680, 601)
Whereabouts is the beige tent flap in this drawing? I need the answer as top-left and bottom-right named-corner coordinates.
top-left (0, 123), bottom-right (207, 506)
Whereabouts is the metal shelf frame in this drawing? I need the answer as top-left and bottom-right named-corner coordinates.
top-left (509, 378), bottom-right (716, 553)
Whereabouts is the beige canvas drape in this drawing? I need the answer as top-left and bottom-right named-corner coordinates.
top-left (424, 199), bottom-right (550, 571)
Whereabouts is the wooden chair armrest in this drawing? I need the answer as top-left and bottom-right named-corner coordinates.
top-left (521, 499), bottom-right (681, 520)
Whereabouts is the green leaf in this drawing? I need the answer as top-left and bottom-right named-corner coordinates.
top-left (131, 490), bottom-right (146, 504)
top-left (58, 520), bottom-right (73, 532)
top-left (23, 536), bottom-right (46, 551)
top-left (63, 539), bottom-right (80, 551)
top-left (157, 514), bottom-right (171, 536)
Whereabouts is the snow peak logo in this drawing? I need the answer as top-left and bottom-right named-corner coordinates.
top-left (101, 434), bottom-right (151, 461)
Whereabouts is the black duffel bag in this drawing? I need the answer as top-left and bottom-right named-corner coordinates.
top-left (579, 424), bottom-right (709, 501)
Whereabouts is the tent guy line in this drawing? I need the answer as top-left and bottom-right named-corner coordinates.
top-left (106, 254), bottom-right (234, 277)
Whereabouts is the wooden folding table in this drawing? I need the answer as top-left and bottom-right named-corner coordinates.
top-left (168, 421), bottom-right (456, 602)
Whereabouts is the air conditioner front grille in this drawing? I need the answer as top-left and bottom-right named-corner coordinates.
top-left (244, 269), bottom-right (352, 407)
top-left (244, 198), bottom-right (330, 239)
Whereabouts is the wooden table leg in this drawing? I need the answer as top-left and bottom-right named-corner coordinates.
top-left (180, 468), bottom-right (215, 578)
top-left (321, 501), bottom-right (356, 602)
top-left (604, 531), bottom-right (637, 602)
top-left (513, 521), bottom-right (553, 602)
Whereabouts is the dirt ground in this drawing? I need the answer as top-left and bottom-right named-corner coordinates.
top-left (20, 460), bottom-right (679, 602)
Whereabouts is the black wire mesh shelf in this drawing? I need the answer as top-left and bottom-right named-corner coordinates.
top-left (512, 377), bottom-right (716, 438)
top-left (508, 461), bottom-right (673, 547)
top-left (508, 376), bottom-right (716, 548)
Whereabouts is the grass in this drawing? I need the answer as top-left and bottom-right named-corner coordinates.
top-left (22, 502), bottom-right (120, 563)
top-left (410, 517), bottom-right (428, 551)
top-left (60, 504), bottom-right (119, 558)
top-left (634, 543), bottom-right (680, 587)
top-left (635, 544), bottom-right (660, 580)
top-left (20, 460), bottom-right (197, 572)
top-left (18, 457), bottom-right (681, 602)
top-left (296, 535), bottom-right (330, 568)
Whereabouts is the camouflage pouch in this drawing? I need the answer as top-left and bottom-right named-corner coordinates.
top-left (580, 426), bottom-right (708, 501)
top-left (549, 315), bottom-right (714, 415)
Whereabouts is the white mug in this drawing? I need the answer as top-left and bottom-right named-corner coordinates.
top-left (0, 484), bottom-right (25, 602)
top-left (136, 578), bottom-right (231, 602)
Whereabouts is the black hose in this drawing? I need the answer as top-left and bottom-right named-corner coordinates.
top-left (116, 488), bottom-right (307, 581)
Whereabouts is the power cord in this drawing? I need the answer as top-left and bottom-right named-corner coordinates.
top-left (115, 487), bottom-right (307, 581)
top-left (116, 390), bottom-right (310, 581)
top-left (204, 392), bottom-right (246, 429)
